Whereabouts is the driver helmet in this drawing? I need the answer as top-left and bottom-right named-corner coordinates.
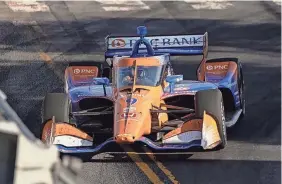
top-left (130, 67), bottom-right (146, 78)
top-left (137, 69), bottom-right (146, 78)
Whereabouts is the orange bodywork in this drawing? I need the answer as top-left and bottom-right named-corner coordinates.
top-left (41, 119), bottom-right (93, 144)
top-left (163, 119), bottom-right (202, 140)
top-left (201, 111), bottom-right (221, 149)
top-left (113, 57), bottom-right (168, 143)
top-left (162, 111), bottom-right (221, 149)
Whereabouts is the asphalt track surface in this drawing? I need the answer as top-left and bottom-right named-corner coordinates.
top-left (0, 1), bottom-right (281, 184)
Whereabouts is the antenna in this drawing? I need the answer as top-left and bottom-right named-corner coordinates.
top-left (137, 26), bottom-right (147, 41)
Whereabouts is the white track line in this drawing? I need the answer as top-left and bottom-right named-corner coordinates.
top-left (95, 0), bottom-right (150, 11)
top-left (5, 1), bottom-right (50, 12)
top-left (184, 0), bottom-right (234, 10)
top-left (272, 0), bottom-right (281, 6)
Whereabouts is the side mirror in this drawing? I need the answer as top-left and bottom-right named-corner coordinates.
top-left (166, 75), bottom-right (183, 83)
top-left (93, 77), bottom-right (110, 86)
top-left (165, 75), bottom-right (183, 93)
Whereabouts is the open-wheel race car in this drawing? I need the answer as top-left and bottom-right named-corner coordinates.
top-left (41, 26), bottom-right (245, 160)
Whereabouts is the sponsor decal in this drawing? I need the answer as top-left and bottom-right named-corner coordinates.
top-left (73, 68), bottom-right (80, 74)
top-left (120, 93), bottom-right (145, 98)
top-left (108, 35), bottom-right (203, 49)
top-left (70, 66), bottom-right (99, 84)
top-left (174, 87), bottom-right (189, 91)
top-left (220, 101), bottom-right (227, 142)
top-left (162, 91), bottom-right (196, 98)
top-left (111, 38), bottom-right (126, 48)
top-left (73, 68), bottom-right (96, 75)
top-left (123, 107), bottom-right (136, 112)
top-left (221, 101), bottom-right (225, 123)
top-left (131, 37), bottom-right (202, 48)
top-left (126, 98), bottom-right (137, 105)
top-left (206, 64), bottom-right (228, 71)
top-left (120, 112), bottom-right (137, 119)
top-left (206, 65), bottom-right (213, 70)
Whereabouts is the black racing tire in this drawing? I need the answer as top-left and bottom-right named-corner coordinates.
top-left (237, 61), bottom-right (246, 118)
top-left (195, 89), bottom-right (227, 149)
top-left (42, 93), bottom-right (70, 123)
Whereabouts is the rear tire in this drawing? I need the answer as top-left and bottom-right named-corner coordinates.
top-left (42, 93), bottom-right (70, 123)
top-left (195, 89), bottom-right (227, 149)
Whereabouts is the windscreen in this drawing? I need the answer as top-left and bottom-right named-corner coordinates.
top-left (116, 65), bottom-right (164, 88)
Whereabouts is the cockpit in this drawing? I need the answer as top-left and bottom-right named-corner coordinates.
top-left (110, 26), bottom-right (171, 89)
top-left (116, 65), bottom-right (165, 89)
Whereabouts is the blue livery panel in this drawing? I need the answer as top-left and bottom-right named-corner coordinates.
top-left (204, 61), bottom-right (240, 108)
top-left (105, 33), bottom-right (208, 58)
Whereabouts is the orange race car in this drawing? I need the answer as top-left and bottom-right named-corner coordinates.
top-left (41, 26), bottom-right (245, 161)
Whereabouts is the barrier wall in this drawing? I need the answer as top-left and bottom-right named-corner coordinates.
top-left (0, 90), bottom-right (82, 184)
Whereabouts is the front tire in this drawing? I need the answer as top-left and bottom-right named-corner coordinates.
top-left (238, 62), bottom-right (245, 117)
top-left (195, 89), bottom-right (227, 149)
top-left (42, 93), bottom-right (70, 123)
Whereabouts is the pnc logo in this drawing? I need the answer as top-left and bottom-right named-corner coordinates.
top-left (73, 69), bottom-right (80, 74)
top-left (206, 65), bottom-right (228, 71)
top-left (206, 65), bottom-right (213, 70)
top-left (111, 39), bottom-right (126, 48)
top-left (126, 98), bottom-right (137, 105)
top-left (73, 68), bottom-right (96, 75)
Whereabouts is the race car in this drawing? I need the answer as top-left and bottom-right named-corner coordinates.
top-left (41, 26), bottom-right (245, 160)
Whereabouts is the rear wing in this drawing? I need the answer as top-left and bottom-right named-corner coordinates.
top-left (105, 32), bottom-right (208, 58)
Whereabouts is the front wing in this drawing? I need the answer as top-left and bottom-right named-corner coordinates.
top-left (42, 111), bottom-right (224, 155)
top-left (56, 138), bottom-right (203, 155)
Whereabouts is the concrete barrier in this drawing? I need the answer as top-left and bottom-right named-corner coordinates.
top-left (0, 90), bottom-right (82, 184)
